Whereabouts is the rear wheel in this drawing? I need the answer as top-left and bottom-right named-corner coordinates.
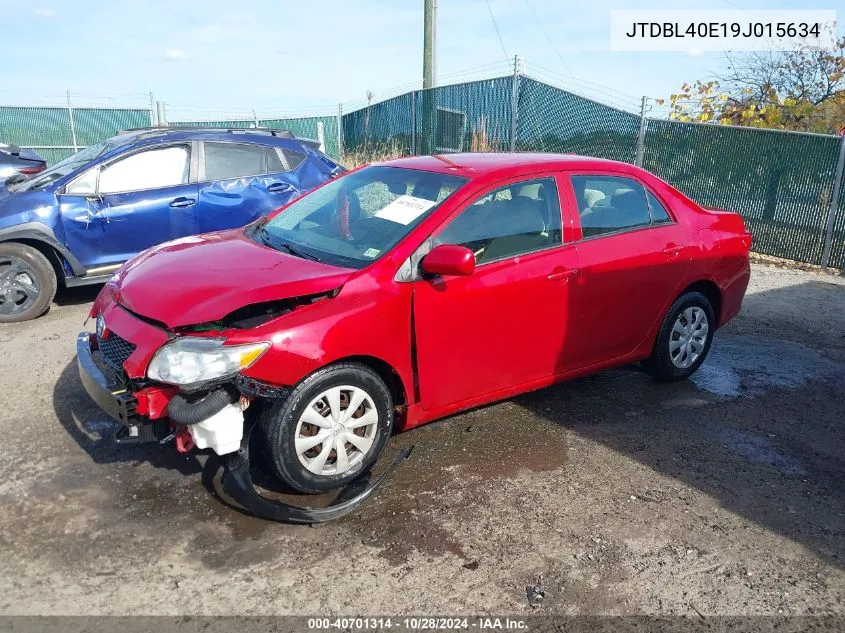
top-left (258, 363), bottom-right (393, 494)
top-left (0, 243), bottom-right (57, 323)
top-left (645, 291), bottom-right (715, 382)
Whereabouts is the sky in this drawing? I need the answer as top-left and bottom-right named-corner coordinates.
top-left (0, 0), bottom-right (841, 120)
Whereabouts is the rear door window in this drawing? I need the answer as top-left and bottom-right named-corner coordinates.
top-left (569, 175), bottom-right (651, 238)
top-left (204, 142), bottom-right (267, 181)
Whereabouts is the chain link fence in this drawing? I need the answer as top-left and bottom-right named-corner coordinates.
top-left (516, 76), bottom-right (640, 162)
top-left (643, 120), bottom-right (842, 267)
top-left (170, 116), bottom-right (339, 158)
top-left (2, 70), bottom-right (844, 268)
top-left (0, 106), bottom-right (152, 164)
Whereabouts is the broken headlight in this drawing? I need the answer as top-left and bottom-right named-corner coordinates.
top-left (147, 337), bottom-right (269, 387)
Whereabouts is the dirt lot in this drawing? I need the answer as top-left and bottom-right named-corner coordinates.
top-left (0, 263), bottom-right (843, 617)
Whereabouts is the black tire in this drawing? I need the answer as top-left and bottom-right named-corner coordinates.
top-left (0, 242), bottom-right (57, 323)
top-left (644, 290), bottom-right (715, 382)
top-left (257, 362), bottom-right (394, 494)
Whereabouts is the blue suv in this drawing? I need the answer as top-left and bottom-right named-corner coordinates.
top-left (0, 127), bottom-right (343, 322)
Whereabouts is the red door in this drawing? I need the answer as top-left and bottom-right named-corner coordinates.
top-left (564, 173), bottom-right (691, 369)
top-left (412, 175), bottom-right (580, 412)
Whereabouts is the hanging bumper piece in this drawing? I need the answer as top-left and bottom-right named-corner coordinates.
top-left (220, 421), bottom-right (413, 524)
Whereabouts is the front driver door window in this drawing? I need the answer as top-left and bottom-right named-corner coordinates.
top-left (59, 144), bottom-right (197, 268)
top-left (99, 146), bottom-right (190, 193)
top-left (413, 176), bottom-right (580, 412)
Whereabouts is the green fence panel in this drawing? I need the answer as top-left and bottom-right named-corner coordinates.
top-left (415, 76), bottom-right (514, 155)
top-left (516, 77), bottom-right (640, 163)
top-left (171, 116), bottom-right (339, 159)
top-left (36, 148), bottom-right (76, 164)
top-left (71, 108), bottom-right (152, 146)
top-left (0, 106), bottom-right (151, 165)
top-left (0, 106), bottom-right (74, 146)
top-left (261, 116), bottom-right (339, 159)
top-left (342, 92), bottom-right (415, 162)
top-left (643, 120), bottom-right (841, 265)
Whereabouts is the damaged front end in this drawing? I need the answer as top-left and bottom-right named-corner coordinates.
top-left (76, 291), bottom-right (409, 524)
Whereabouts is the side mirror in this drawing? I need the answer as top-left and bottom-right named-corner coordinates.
top-left (421, 244), bottom-right (475, 277)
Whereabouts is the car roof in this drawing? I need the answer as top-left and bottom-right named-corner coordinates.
top-left (377, 152), bottom-right (637, 180)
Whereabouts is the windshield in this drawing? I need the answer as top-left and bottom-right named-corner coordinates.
top-left (9, 137), bottom-right (126, 192)
top-left (255, 165), bottom-right (468, 269)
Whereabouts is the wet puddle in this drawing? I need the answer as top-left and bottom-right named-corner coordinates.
top-left (691, 335), bottom-right (843, 398)
top-left (712, 427), bottom-right (807, 476)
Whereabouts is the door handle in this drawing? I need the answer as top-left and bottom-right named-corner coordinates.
top-left (267, 182), bottom-right (290, 193)
top-left (170, 197), bottom-right (196, 208)
top-left (547, 269), bottom-right (578, 281)
top-left (662, 245), bottom-right (683, 256)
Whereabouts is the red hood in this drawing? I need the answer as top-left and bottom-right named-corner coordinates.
top-left (114, 230), bottom-right (354, 328)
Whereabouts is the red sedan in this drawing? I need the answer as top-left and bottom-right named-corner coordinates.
top-left (79, 153), bottom-right (751, 519)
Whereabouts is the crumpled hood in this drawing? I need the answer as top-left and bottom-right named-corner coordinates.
top-left (114, 230), bottom-right (354, 329)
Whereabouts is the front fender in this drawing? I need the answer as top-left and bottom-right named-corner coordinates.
top-left (0, 221), bottom-right (86, 276)
top-left (235, 273), bottom-right (415, 407)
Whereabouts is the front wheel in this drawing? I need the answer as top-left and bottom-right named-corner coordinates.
top-left (0, 243), bottom-right (57, 323)
top-left (258, 363), bottom-right (394, 494)
top-left (645, 291), bottom-right (715, 382)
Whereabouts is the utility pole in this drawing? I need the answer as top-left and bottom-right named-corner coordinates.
top-left (423, 0), bottom-right (436, 89)
top-left (421, 0), bottom-right (437, 154)
top-left (635, 96), bottom-right (648, 167)
top-left (509, 55), bottom-right (522, 152)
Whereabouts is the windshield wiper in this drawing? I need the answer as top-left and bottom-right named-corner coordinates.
top-left (255, 224), bottom-right (322, 262)
top-left (277, 241), bottom-right (322, 262)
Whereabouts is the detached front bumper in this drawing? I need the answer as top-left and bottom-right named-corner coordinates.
top-left (76, 331), bottom-right (171, 443)
top-left (77, 332), bottom-right (139, 426)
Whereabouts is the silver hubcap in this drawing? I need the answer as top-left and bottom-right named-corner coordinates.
top-left (294, 385), bottom-right (378, 476)
top-left (669, 306), bottom-right (709, 369)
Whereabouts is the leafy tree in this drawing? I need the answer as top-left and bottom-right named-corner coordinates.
top-left (658, 39), bottom-right (845, 133)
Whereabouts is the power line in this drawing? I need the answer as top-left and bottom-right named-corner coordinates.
top-left (523, 0), bottom-right (574, 78)
top-left (485, 0), bottom-right (510, 64)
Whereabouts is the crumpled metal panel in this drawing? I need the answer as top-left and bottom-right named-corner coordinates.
top-left (196, 174), bottom-right (299, 233)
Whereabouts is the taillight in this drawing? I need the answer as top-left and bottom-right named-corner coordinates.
top-left (18, 164), bottom-right (45, 175)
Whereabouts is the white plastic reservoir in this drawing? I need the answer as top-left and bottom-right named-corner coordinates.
top-left (188, 403), bottom-right (244, 455)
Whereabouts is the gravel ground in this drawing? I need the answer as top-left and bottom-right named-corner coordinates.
top-left (0, 263), bottom-right (843, 616)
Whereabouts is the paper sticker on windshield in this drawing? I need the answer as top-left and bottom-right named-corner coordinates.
top-left (375, 195), bottom-right (436, 225)
top-left (363, 248), bottom-right (380, 258)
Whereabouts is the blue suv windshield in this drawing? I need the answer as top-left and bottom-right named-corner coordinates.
top-left (255, 166), bottom-right (468, 269)
top-left (9, 137), bottom-right (128, 193)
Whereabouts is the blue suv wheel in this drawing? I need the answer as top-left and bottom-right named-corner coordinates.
top-left (0, 243), bottom-right (57, 322)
